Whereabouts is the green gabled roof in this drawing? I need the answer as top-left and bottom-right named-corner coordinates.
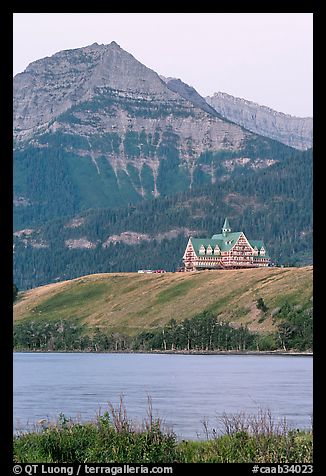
top-left (211, 231), bottom-right (241, 242)
top-left (250, 240), bottom-right (264, 249)
top-left (190, 232), bottom-right (242, 254)
top-left (189, 234), bottom-right (270, 257)
top-left (190, 217), bottom-right (270, 258)
top-left (250, 240), bottom-right (270, 259)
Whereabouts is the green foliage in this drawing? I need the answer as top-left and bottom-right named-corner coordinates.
top-left (123, 131), bottom-right (141, 157)
top-left (13, 407), bottom-right (312, 463)
top-left (133, 311), bottom-right (257, 352)
top-left (178, 408), bottom-right (313, 463)
top-left (13, 300), bottom-right (312, 352)
top-left (274, 304), bottom-right (313, 351)
top-left (177, 430), bottom-right (312, 463)
top-left (34, 282), bottom-right (108, 316)
top-left (14, 402), bottom-right (178, 463)
top-left (256, 297), bottom-right (268, 313)
top-left (13, 284), bottom-right (18, 302)
top-left (155, 279), bottom-right (197, 304)
top-left (13, 145), bottom-right (79, 229)
top-left (13, 320), bottom-right (131, 352)
top-left (255, 334), bottom-right (279, 351)
top-left (14, 320), bottom-right (85, 351)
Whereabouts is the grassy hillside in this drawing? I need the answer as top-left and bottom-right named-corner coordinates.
top-left (14, 266), bottom-right (313, 336)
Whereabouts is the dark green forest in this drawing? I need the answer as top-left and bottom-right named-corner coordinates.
top-left (14, 148), bottom-right (312, 290)
top-left (14, 128), bottom-right (309, 231)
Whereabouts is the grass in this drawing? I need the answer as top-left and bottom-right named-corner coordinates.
top-left (154, 279), bottom-right (197, 305)
top-left (14, 266), bottom-right (313, 336)
top-left (13, 399), bottom-right (313, 463)
top-left (177, 431), bottom-right (312, 463)
top-left (32, 281), bottom-right (109, 319)
top-left (14, 280), bottom-right (112, 324)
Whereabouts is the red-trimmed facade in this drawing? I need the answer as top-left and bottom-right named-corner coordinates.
top-left (182, 219), bottom-right (271, 271)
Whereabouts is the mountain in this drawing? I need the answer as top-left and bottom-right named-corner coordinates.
top-left (14, 42), bottom-right (305, 231)
top-left (161, 76), bottom-right (222, 117)
top-left (206, 92), bottom-right (313, 150)
top-left (159, 78), bottom-right (313, 150)
top-left (13, 42), bottom-right (313, 289)
top-left (14, 42), bottom-right (188, 142)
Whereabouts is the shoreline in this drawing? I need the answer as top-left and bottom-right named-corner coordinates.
top-left (13, 349), bottom-right (313, 356)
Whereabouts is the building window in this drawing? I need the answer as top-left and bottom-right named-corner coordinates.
top-left (199, 245), bottom-right (205, 255)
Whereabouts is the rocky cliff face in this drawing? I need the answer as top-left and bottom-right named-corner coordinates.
top-left (13, 42), bottom-right (306, 231)
top-left (14, 42), bottom-right (246, 151)
top-left (206, 92), bottom-right (313, 150)
top-left (161, 76), bottom-right (222, 118)
top-left (14, 42), bottom-right (182, 139)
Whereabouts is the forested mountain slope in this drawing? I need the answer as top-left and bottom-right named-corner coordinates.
top-left (14, 148), bottom-right (312, 290)
top-left (14, 42), bottom-right (310, 230)
top-left (13, 42), bottom-right (313, 290)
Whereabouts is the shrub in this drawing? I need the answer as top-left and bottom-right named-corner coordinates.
top-left (14, 397), bottom-right (178, 463)
top-left (256, 297), bottom-right (268, 313)
top-left (14, 403), bottom-right (313, 463)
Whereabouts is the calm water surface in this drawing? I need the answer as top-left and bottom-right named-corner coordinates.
top-left (13, 352), bottom-right (313, 440)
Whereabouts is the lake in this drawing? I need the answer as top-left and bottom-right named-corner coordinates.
top-left (13, 352), bottom-right (313, 440)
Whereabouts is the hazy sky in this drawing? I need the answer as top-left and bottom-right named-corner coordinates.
top-left (13, 13), bottom-right (313, 117)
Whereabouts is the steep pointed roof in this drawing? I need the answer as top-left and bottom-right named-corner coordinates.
top-left (222, 217), bottom-right (231, 233)
top-left (211, 217), bottom-right (232, 239)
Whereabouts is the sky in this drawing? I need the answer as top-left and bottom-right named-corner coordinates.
top-left (13, 13), bottom-right (313, 117)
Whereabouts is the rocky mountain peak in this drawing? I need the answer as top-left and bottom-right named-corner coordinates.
top-left (109, 40), bottom-right (120, 48)
top-left (162, 76), bottom-right (223, 118)
top-left (13, 42), bottom-right (181, 141)
top-left (206, 92), bottom-right (313, 150)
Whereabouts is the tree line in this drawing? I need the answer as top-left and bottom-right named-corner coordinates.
top-left (13, 304), bottom-right (312, 353)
